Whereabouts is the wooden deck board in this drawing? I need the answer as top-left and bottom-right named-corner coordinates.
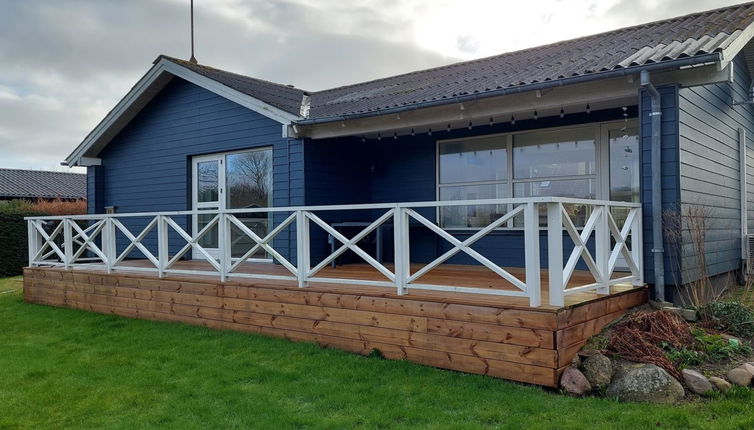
top-left (23, 262), bottom-right (647, 387)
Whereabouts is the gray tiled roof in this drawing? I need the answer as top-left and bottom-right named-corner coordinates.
top-left (164, 1), bottom-right (754, 121)
top-left (165, 57), bottom-right (307, 116)
top-left (0, 168), bottom-right (86, 200)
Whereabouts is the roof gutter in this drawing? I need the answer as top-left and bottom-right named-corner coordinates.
top-left (296, 53), bottom-right (721, 126)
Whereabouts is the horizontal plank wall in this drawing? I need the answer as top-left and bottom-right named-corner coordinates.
top-left (93, 77), bottom-right (302, 260)
top-left (24, 267), bottom-right (647, 387)
top-left (677, 53), bottom-right (754, 284)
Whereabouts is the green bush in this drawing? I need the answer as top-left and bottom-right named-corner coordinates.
top-left (0, 201), bottom-right (41, 277)
top-left (699, 301), bottom-right (754, 339)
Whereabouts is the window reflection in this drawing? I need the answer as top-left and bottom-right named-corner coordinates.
top-left (439, 137), bottom-right (507, 184)
top-left (513, 128), bottom-right (596, 179)
top-left (439, 184), bottom-right (508, 228)
top-left (226, 149), bottom-right (273, 259)
top-left (197, 161), bottom-right (219, 203)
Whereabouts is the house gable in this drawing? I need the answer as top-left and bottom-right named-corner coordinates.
top-left (65, 57), bottom-right (301, 167)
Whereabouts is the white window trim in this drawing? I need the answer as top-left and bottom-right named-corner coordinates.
top-left (435, 119), bottom-right (638, 231)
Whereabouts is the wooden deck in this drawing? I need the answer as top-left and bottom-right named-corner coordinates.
top-left (23, 262), bottom-right (647, 387)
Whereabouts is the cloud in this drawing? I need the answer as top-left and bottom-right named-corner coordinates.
top-left (0, 0), bottom-right (744, 170)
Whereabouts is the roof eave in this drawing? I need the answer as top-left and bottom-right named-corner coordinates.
top-left (296, 53), bottom-right (722, 127)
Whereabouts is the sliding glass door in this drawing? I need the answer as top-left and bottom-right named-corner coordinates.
top-left (191, 147), bottom-right (272, 261)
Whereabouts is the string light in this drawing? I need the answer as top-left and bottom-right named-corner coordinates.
top-left (377, 132), bottom-right (382, 141)
top-left (411, 128), bottom-right (415, 136)
top-left (361, 136), bottom-right (366, 143)
top-left (447, 123), bottom-right (452, 132)
top-left (586, 103), bottom-right (591, 114)
top-left (393, 132), bottom-right (398, 140)
top-left (560, 108), bottom-right (565, 118)
top-left (428, 127), bottom-right (432, 136)
top-left (468, 121), bottom-right (473, 130)
top-left (510, 115), bottom-right (516, 125)
top-left (534, 110), bottom-right (538, 120)
top-left (489, 117), bottom-right (494, 126)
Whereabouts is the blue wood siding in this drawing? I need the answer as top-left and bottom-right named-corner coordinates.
top-left (94, 78), bottom-right (301, 258)
top-left (677, 53), bottom-right (754, 284)
top-left (639, 85), bottom-right (681, 288)
top-left (86, 165), bottom-right (104, 214)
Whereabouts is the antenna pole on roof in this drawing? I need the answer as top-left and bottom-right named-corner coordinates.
top-left (189, 0), bottom-right (197, 64)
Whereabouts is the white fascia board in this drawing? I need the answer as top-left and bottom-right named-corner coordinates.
top-left (720, 23), bottom-right (754, 71)
top-left (78, 157), bottom-right (102, 166)
top-left (65, 58), bottom-right (299, 167)
top-left (298, 63), bottom-right (732, 140)
top-left (160, 61), bottom-right (299, 124)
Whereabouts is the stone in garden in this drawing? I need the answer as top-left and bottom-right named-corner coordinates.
top-left (606, 364), bottom-right (685, 403)
top-left (560, 367), bottom-right (592, 396)
top-left (571, 354), bottom-right (582, 368)
top-left (681, 369), bottom-right (713, 395)
top-left (727, 367), bottom-right (753, 386)
top-left (742, 363), bottom-right (754, 376)
top-left (680, 308), bottom-right (698, 322)
top-left (709, 377), bottom-right (732, 392)
top-left (650, 300), bottom-right (674, 310)
top-left (581, 353), bottom-right (613, 388)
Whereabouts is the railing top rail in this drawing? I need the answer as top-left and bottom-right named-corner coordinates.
top-left (24, 197), bottom-right (641, 221)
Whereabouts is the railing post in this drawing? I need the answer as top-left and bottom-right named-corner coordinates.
top-left (393, 207), bottom-right (409, 295)
top-left (523, 202), bottom-right (541, 307)
top-left (296, 210), bottom-right (310, 288)
top-left (596, 205), bottom-right (610, 294)
top-left (218, 213), bottom-right (229, 282)
top-left (104, 217), bottom-right (116, 274)
top-left (27, 220), bottom-right (39, 267)
top-left (632, 207), bottom-right (644, 286)
top-left (157, 215), bottom-right (168, 278)
top-left (546, 202), bottom-right (564, 307)
top-left (63, 218), bottom-right (72, 269)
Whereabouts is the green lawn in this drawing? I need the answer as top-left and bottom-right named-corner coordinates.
top-left (2, 277), bottom-right (754, 429)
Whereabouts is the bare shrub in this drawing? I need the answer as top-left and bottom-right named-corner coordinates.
top-left (30, 198), bottom-right (86, 216)
top-left (663, 203), bottom-right (722, 307)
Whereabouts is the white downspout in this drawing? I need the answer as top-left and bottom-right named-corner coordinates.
top-left (740, 127), bottom-right (748, 277)
top-left (640, 70), bottom-right (665, 301)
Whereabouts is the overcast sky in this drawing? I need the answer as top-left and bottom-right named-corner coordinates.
top-left (0, 0), bottom-right (742, 172)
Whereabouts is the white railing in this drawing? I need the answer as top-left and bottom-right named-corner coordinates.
top-left (25, 197), bottom-right (642, 307)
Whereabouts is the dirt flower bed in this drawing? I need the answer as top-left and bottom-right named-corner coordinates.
top-left (562, 304), bottom-right (754, 402)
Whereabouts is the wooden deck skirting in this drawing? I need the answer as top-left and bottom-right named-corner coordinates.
top-left (23, 266), bottom-right (647, 387)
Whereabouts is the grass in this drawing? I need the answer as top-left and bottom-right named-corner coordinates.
top-left (2, 277), bottom-right (754, 429)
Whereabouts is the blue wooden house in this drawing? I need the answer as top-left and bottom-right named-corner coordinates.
top-left (21, 2), bottom-right (754, 386)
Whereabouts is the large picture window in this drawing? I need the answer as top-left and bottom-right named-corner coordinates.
top-left (438, 136), bottom-right (508, 228)
top-left (437, 122), bottom-right (637, 229)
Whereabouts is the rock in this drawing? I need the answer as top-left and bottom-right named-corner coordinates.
top-left (581, 353), bottom-right (613, 388)
top-left (571, 354), bottom-right (582, 369)
top-left (606, 364), bottom-right (685, 403)
top-left (741, 363), bottom-right (754, 376)
top-left (650, 300), bottom-right (674, 310)
top-left (680, 308), bottom-right (698, 322)
top-left (577, 349), bottom-right (600, 359)
top-left (727, 367), bottom-right (753, 386)
top-left (709, 377), bottom-right (732, 392)
top-left (561, 367), bottom-right (592, 396)
top-left (681, 369), bottom-right (713, 395)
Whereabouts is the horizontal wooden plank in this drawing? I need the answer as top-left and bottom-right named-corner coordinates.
top-left (22, 265), bottom-right (645, 388)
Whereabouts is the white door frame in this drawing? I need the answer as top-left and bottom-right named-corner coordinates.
top-left (191, 148), bottom-right (274, 262)
top-left (191, 153), bottom-right (225, 259)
